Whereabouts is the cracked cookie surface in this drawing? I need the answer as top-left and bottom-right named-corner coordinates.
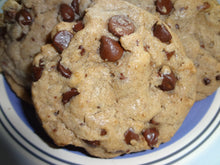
top-left (32, 0), bottom-right (196, 158)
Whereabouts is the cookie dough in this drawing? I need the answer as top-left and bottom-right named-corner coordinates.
top-left (124, 0), bottom-right (220, 100)
top-left (0, 0), bottom-right (89, 101)
top-left (32, 0), bottom-right (196, 158)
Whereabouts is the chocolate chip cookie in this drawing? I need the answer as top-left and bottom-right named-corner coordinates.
top-left (124, 0), bottom-right (220, 100)
top-left (32, 0), bottom-right (196, 158)
top-left (0, 0), bottom-right (89, 102)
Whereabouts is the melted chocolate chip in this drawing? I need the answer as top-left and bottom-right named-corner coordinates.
top-left (108, 15), bottom-right (135, 37)
top-left (142, 128), bottom-right (159, 147)
top-left (159, 70), bottom-right (177, 91)
top-left (216, 75), bottom-right (220, 81)
top-left (155, 0), bottom-right (173, 15)
top-left (100, 129), bottom-right (107, 136)
top-left (73, 21), bottom-right (84, 32)
top-left (153, 23), bottom-right (172, 43)
top-left (62, 88), bottom-right (80, 104)
top-left (52, 30), bottom-right (73, 53)
top-left (100, 36), bottom-right (124, 62)
top-left (71, 0), bottom-right (80, 15)
top-left (60, 4), bottom-right (75, 22)
top-left (203, 77), bottom-right (211, 85)
top-left (16, 9), bottom-right (32, 25)
top-left (124, 128), bottom-right (139, 145)
top-left (175, 24), bottom-right (180, 29)
top-left (57, 61), bottom-right (72, 78)
top-left (83, 140), bottom-right (100, 147)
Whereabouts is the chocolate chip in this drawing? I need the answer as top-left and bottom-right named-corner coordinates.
top-left (71, 0), bottom-right (80, 15)
top-left (16, 32), bottom-right (26, 41)
top-left (197, 2), bottom-right (210, 11)
top-left (155, 0), bottom-right (173, 15)
top-left (32, 64), bottom-right (44, 82)
top-left (163, 50), bottom-right (175, 60)
top-left (144, 45), bottom-right (150, 52)
top-left (203, 77), bottom-right (211, 85)
top-left (79, 45), bottom-right (85, 56)
top-left (120, 73), bottom-right (127, 80)
top-left (52, 30), bottom-right (73, 53)
top-left (175, 24), bottom-right (180, 29)
top-left (108, 15), bottom-right (135, 37)
top-left (62, 88), bottom-right (80, 104)
top-left (216, 75), bottom-right (220, 81)
top-left (60, 4), bottom-right (75, 22)
top-left (73, 21), bottom-right (84, 32)
top-left (159, 70), bottom-right (177, 91)
top-left (16, 9), bottom-right (32, 25)
top-left (142, 128), bottom-right (159, 147)
top-left (153, 23), bottom-right (172, 43)
top-left (124, 128), bottom-right (139, 145)
top-left (57, 60), bottom-right (72, 78)
top-left (100, 36), bottom-right (124, 62)
top-left (100, 129), bottom-right (107, 136)
top-left (83, 140), bottom-right (100, 147)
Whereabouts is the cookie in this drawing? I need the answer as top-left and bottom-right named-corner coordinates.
top-left (32, 0), bottom-right (196, 158)
top-left (124, 0), bottom-right (220, 100)
top-left (0, 0), bottom-right (90, 101)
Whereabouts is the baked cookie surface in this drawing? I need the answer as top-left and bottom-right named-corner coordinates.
top-left (32, 0), bottom-right (196, 158)
top-left (124, 0), bottom-right (220, 100)
top-left (0, 0), bottom-right (89, 101)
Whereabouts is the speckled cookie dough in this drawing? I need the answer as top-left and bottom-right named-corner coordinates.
top-left (0, 0), bottom-right (90, 101)
top-left (124, 0), bottom-right (220, 100)
top-left (32, 0), bottom-right (196, 158)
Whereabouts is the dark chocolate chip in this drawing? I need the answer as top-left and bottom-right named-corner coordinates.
top-left (32, 65), bottom-right (44, 82)
top-left (100, 129), bottom-right (107, 136)
top-left (100, 36), bottom-right (124, 62)
top-left (120, 73), bottom-right (127, 80)
top-left (83, 140), bottom-right (100, 147)
top-left (79, 45), bottom-right (85, 56)
top-left (57, 60), bottom-right (72, 78)
top-left (71, 0), bottom-right (80, 15)
top-left (62, 88), bottom-right (80, 105)
top-left (60, 4), bottom-right (75, 22)
top-left (108, 15), bottom-right (135, 37)
top-left (16, 9), bottom-right (32, 25)
top-left (197, 2), bottom-right (210, 11)
top-left (142, 128), bottom-right (159, 147)
top-left (175, 24), bottom-right (180, 29)
top-left (52, 30), bottom-right (73, 53)
top-left (163, 50), bottom-right (175, 60)
top-left (159, 70), bottom-right (177, 91)
top-left (153, 23), bottom-right (172, 43)
top-left (124, 128), bottom-right (139, 145)
top-left (155, 0), bottom-right (173, 15)
top-left (73, 21), bottom-right (84, 32)
top-left (203, 77), bottom-right (211, 85)
top-left (216, 75), bottom-right (220, 81)
top-left (144, 45), bottom-right (150, 52)
top-left (16, 32), bottom-right (26, 41)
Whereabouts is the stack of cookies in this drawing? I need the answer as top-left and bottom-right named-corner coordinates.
top-left (0, 0), bottom-right (219, 158)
